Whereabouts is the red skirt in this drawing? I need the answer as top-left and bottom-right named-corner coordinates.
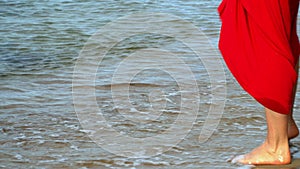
top-left (218, 0), bottom-right (300, 114)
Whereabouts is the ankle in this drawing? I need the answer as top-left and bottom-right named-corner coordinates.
top-left (265, 138), bottom-right (289, 153)
top-left (263, 141), bottom-right (291, 164)
top-left (288, 118), bottom-right (299, 139)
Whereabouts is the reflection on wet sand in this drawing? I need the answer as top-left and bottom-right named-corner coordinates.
top-left (254, 159), bottom-right (300, 169)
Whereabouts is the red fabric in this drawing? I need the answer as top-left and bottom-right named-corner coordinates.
top-left (218, 0), bottom-right (300, 114)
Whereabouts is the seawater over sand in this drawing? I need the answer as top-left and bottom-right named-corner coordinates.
top-left (1, 0), bottom-right (300, 168)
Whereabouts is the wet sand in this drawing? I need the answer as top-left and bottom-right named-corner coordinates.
top-left (254, 159), bottom-right (300, 169)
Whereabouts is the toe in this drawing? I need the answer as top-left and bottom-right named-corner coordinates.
top-left (230, 155), bottom-right (246, 164)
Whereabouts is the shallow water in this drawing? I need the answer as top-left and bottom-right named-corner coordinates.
top-left (1, 0), bottom-right (300, 168)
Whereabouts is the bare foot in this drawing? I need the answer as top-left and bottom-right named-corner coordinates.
top-left (231, 141), bottom-right (291, 165)
top-left (288, 118), bottom-right (299, 140)
top-left (230, 108), bottom-right (297, 165)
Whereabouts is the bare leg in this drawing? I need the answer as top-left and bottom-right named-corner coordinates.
top-left (232, 108), bottom-right (291, 165)
top-left (231, 62), bottom-right (299, 165)
top-left (288, 61), bottom-right (299, 140)
top-left (288, 113), bottom-right (299, 140)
